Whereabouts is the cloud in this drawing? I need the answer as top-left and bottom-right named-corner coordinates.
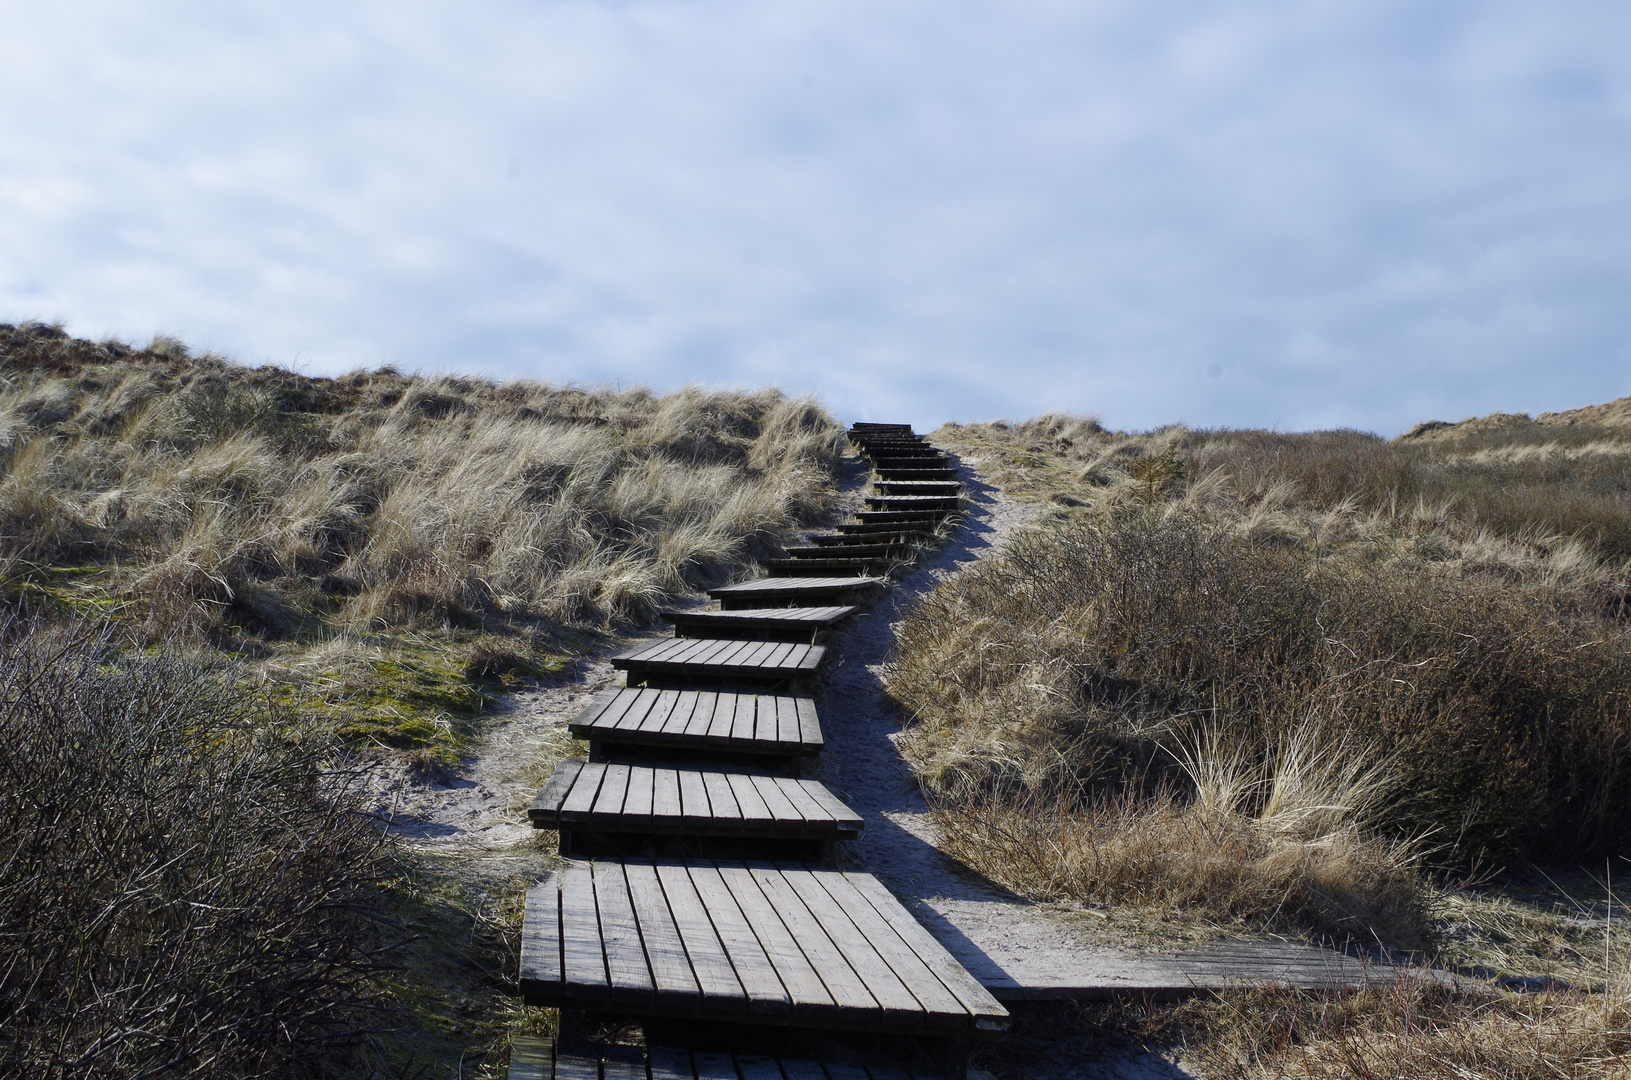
top-left (2, 0), bottom-right (1630, 433)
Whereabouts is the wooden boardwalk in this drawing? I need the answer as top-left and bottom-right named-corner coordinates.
top-left (521, 860), bottom-right (1007, 1035)
top-left (517, 424), bottom-right (1000, 1080)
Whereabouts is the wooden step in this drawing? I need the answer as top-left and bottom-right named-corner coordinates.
top-left (868, 457), bottom-right (951, 470)
top-left (864, 496), bottom-right (961, 512)
top-left (836, 520), bottom-right (943, 535)
top-left (570, 687), bottom-right (821, 759)
top-left (662, 605), bottom-right (857, 641)
top-left (521, 859), bottom-right (1010, 1037)
top-left (785, 542), bottom-right (918, 558)
top-left (757, 558), bottom-right (899, 577)
top-left (509, 1037), bottom-right (961, 1080)
top-left (854, 518), bottom-right (952, 531)
top-left (872, 482), bottom-right (962, 496)
top-left (613, 638), bottom-right (826, 689)
top-left (875, 468), bottom-right (959, 480)
top-left (709, 576), bottom-right (884, 610)
top-left (850, 422), bottom-right (915, 432)
top-left (530, 761), bottom-right (864, 842)
top-left (808, 531), bottom-right (934, 546)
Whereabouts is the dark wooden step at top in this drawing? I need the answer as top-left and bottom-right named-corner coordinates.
top-left (521, 859), bottom-right (1010, 1037)
top-left (875, 468), bottom-right (960, 480)
top-left (783, 543), bottom-right (917, 559)
top-left (509, 1037), bottom-right (959, 1080)
top-left (757, 558), bottom-right (901, 577)
top-left (872, 482), bottom-right (962, 496)
top-left (835, 520), bottom-right (944, 535)
top-left (854, 438), bottom-right (930, 449)
top-left (868, 457), bottom-right (952, 469)
top-left (662, 605), bottom-right (858, 641)
top-left (850, 422), bottom-right (915, 432)
top-left (809, 530), bottom-right (935, 546)
top-left (571, 687), bottom-right (821, 755)
top-left (854, 511), bottom-right (954, 526)
top-left (613, 638), bottom-right (826, 686)
top-left (529, 761), bottom-right (863, 840)
top-left (709, 576), bottom-right (885, 609)
top-left (864, 496), bottom-right (961, 512)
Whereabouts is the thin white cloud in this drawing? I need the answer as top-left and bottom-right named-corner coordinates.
top-left (2, 0), bottom-right (1630, 432)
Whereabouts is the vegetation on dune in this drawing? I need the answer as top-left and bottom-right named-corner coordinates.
top-left (0, 622), bottom-right (394, 1078)
top-left (0, 320), bottom-right (846, 1077)
top-left (891, 412), bottom-right (1631, 951)
top-left (0, 320), bottom-right (843, 755)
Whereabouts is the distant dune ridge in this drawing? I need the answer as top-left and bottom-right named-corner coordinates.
top-left (1398, 392), bottom-right (1631, 441)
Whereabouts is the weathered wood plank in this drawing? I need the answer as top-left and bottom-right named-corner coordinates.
top-left (691, 1052), bottom-right (738, 1080)
top-left (519, 878), bottom-right (562, 990)
top-left (602, 1044), bottom-right (645, 1080)
top-left (677, 766), bottom-right (713, 826)
top-left (653, 861), bottom-right (748, 1009)
top-left (559, 866), bottom-right (609, 999)
top-left (652, 767), bottom-right (683, 823)
top-left (807, 870), bottom-right (967, 1018)
top-left (750, 773), bottom-right (804, 823)
top-left (551, 1049), bottom-right (600, 1080)
top-left (621, 860), bottom-right (703, 1009)
top-left (715, 863), bottom-right (841, 1022)
top-left (726, 772), bottom-right (774, 826)
top-left (841, 873), bottom-right (1008, 1030)
top-left (781, 870), bottom-right (930, 1027)
top-left (796, 697), bottom-right (823, 746)
top-left (647, 1047), bottom-right (695, 1080)
top-left (702, 770), bottom-right (741, 821)
top-left (743, 864), bottom-right (880, 1015)
top-left (592, 861), bottom-right (654, 1007)
top-left (686, 863), bottom-right (792, 1018)
top-left (623, 764), bottom-right (656, 825)
top-left (528, 759), bottom-right (583, 822)
top-left (586, 763), bottom-right (631, 818)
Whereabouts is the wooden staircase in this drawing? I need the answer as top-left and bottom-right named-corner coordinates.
top-left (516, 424), bottom-right (1004, 1079)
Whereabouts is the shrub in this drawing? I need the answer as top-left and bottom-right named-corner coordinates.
top-left (0, 622), bottom-right (394, 1078)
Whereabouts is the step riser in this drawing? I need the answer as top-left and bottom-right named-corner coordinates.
top-left (757, 560), bottom-right (898, 577)
top-left (875, 469), bottom-right (960, 480)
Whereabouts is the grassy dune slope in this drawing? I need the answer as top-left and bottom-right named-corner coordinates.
top-left (896, 412), bottom-right (1631, 1080)
top-left (0, 321), bottom-right (844, 1078)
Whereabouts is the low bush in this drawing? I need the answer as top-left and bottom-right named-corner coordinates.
top-left (0, 622), bottom-right (395, 1078)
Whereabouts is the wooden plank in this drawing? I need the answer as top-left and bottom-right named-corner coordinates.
top-left (841, 872), bottom-right (1008, 1031)
top-left (593, 861), bottom-right (655, 1007)
top-left (585, 763), bottom-right (631, 819)
top-left (729, 694), bottom-right (758, 743)
top-left (702, 771), bottom-right (741, 822)
top-left (725, 772), bottom-right (774, 826)
top-left (647, 1047), bottom-right (696, 1080)
top-left (519, 878), bottom-right (562, 991)
top-left (623, 764), bottom-right (656, 825)
top-left (800, 782), bottom-right (865, 831)
top-left (652, 767), bottom-right (683, 823)
top-left (824, 1066), bottom-right (870, 1080)
top-left (635, 688), bottom-right (685, 733)
top-left (714, 863), bottom-right (841, 1023)
top-left (529, 759), bottom-right (584, 821)
top-left (603, 1044), bottom-right (646, 1080)
top-left (682, 690), bottom-right (721, 738)
top-left (739, 864), bottom-right (880, 1015)
top-left (775, 696), bottom-right (800, 745)
top-left (704, 694), bottom-right (737, 743)
top-left (691, 1053), bottom-right (737, 1080)
top-left (559, 865), bottom-right (609, 1000)
top-left (778, 1062), bottom-right (828, 1080)
top-left (750, 774), bottom-right (804, 823)
top-left (686, 863), bottom-right (792, 1018)
top-left (558, 761), bottom-right (606, 818)
top-left (551, 1049), bottom-right (600, 1080)
top-left (677, 767), bottom-right (713, 826)
top-left (779, 870), bottom-right (930, 1027)
top-left (777, 778), bottom-right (836, 825)
top-left (572, 684), bottom-right (627, 725)
top-left (621, 860), bottom-right (703, 1010)
top-left (505, 1035), bottom-right (551, 1080)
top-left (654, 861), bottom-right (748, 1009)
top-left (806, 870), bottom-right (967, 1019)
top-left (607, 688), bottom-right (660, 732)
top-left (795, 697), bottom-right (823, 746)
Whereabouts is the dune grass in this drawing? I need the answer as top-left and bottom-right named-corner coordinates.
top-left (0, 320), bottom-right (844, 758)
top-left (888, 413), bottom-right (1631, 954)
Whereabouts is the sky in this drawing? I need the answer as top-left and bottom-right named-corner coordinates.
top-left (2, 1), bottom-right (1629, 434)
